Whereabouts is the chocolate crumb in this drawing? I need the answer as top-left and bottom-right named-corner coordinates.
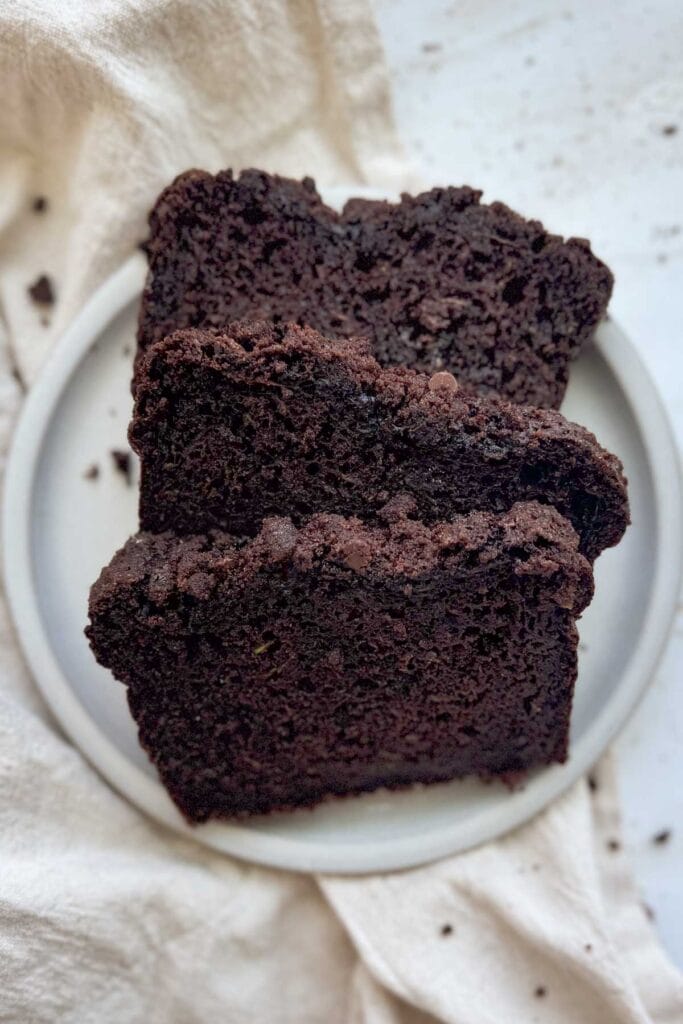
top-left (534, 986), bottom-right (547, 999)
top-left (84, 463), bottom-right (100, 481)
top-left (9, 357), bottom-right (26, 391)
top-left (422, 42), bottom-right (442, 53)
top-left (40, 316), bottom-right (50, 328)
top-left (110, 449), bottom-right (133, 486)
top-left (653, 829), bottom-right (671, 846)
top-left (662, 124), bottom-right (678, 136)
top-left (32, 196), bottom-right (48, 214)
top-left (643, 902), bottom-right (655, 921)
top-left (341, 538), bottom-right (372, 571)
top-left (428, 371), bottom-right (459, 393)
top-left (440, 923), bottom-right (453, 936)
top-left (606, 838), bottom-right (621, 852)
top-left (260, 517), bottom-right (298, 561)
top-left (28, 275), bottom-right (55, 306)
top-left (587, 773), bottom-right (598, 793)
top-left (584, 943), bottom-right (592, 953)
top-left (379, 493), bottom-right (418, 523)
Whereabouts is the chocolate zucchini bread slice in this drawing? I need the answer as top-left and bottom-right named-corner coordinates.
top-left (86, 502), bottom-right (594, 822)
top-left (137, 168), bottom-right (613, 408)
top-left (131, 321), bottom-right (629, 560)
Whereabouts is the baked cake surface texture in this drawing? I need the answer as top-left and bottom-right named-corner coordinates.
top-left (137, 168), bottom-right (613, 409)
top-left (86, 501), bottom-right (593, 822)
top-left (130, 321), bottom-right (629, 561)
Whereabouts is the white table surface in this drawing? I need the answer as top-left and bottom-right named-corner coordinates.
top-left (373, 0), bottom-right (683, 967)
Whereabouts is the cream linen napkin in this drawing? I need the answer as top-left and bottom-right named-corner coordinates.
top-left (1, 3), bottom-right (681, 1022)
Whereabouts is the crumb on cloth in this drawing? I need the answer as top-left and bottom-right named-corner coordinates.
top-left (28, 274), bottom-right (55, 306)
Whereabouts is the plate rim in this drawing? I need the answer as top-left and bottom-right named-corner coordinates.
top-left (4, 253), bottom-right (682, 875)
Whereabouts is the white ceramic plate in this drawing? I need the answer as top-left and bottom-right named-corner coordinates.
top-left (4, 189), bottom-right (682, 874)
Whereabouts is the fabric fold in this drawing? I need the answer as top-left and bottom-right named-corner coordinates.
top-left (321, 756), bottom-right (683, 1024)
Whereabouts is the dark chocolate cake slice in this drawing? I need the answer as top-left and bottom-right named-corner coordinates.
top-left (86, 501), bottom-right (594, 821)
top-left (131, 321), bottom-right (629, 560)
top-left (137, 168), bottom-right (613, 409)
